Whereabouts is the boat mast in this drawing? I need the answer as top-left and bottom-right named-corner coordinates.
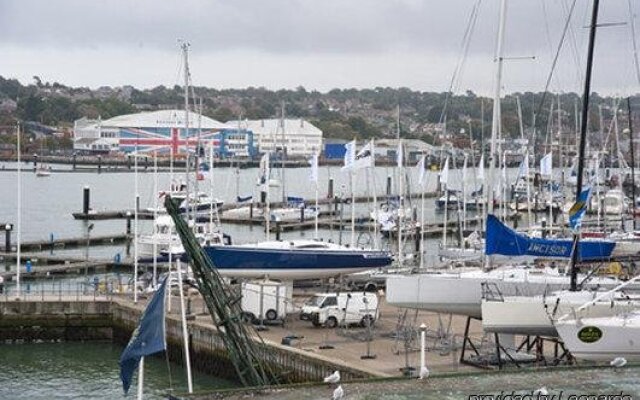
top-left (628, 97), bottom-right (637, 230)
top-left (182, 42), bottom-right (191, 225)
top-left (179, 40), bottom-right (194, 393)
top-left (280, 101), bottom-right (286, 204)
top-left (485, 0), bottom-right (507, 267)
top-left (570, 0), bottom-right (600, 292)
top-left (16, 122), bottom-right (21, 298)
top-left (487, 0), bottom-right (507, 218)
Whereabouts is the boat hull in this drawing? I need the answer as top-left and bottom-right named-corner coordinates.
top-left (556, 315), bottom-right (640, 361)
top-left (202, 245), bottom-right (393, 279)
top-left (482, 297), bottom-right (638, 337)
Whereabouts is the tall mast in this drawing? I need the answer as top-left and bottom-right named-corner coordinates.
top-left (487, 0), bottom-right (507, 218)
top-left (280, 101), bottom-right (286, 203)
top-left (628, 97), bottom-right (637, 230)
top-left (182, 42), bottom-right (191, 222)
top-left (570, 0), bottom-right (600, 292)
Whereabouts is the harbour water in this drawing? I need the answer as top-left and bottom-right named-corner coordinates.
top-left (0, 342), bottom-right (234, 400)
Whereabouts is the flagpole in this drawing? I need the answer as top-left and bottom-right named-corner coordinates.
top-left (176, 259), bottom-right (194, 393)
top-left (137, 356), bottom-right (144, 400)
top-left (314, 152), bottom-right (319, 240)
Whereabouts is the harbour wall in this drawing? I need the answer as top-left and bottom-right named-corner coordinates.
top-left (0, 297), bottom-right (373, 384)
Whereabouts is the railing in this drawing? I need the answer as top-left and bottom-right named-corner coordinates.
top-left (481, 282), bottom-right (504, 302)
top-left (1, 280), bottom-right (122, 302)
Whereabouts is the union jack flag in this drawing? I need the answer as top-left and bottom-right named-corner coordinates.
top-left (119, 127), bottom-right (220, 155)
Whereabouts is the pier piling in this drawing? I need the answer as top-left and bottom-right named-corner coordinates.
top-left (83, 186), bottom-right (90, 215)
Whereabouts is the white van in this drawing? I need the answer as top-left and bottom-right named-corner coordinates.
top-left (300, 292), bottom-right (379, 328)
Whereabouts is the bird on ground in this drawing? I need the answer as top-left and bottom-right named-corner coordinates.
top-left (610, 357), bottom-right (627, 369)
top-left (533, 387), bottom-right (549, 396)
top-left (324, 370), bottom-right (341, 384)
top-left (332, 385), bottom-right (344, 400)
top-left (418, 366), bottom-right (430, 380)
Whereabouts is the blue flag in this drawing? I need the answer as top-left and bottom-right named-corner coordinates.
top-left (119, 276), bottom-right (168, 394)
top-left (568, 187), bottom-right (592, 231)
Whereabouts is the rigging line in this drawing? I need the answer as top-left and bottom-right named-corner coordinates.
top-left (452, 0), bottom-right (482, 95)
top-left (628, 0), bottom-right (640, 85)
top-left (438, 0), bottom-right (482, 126)
top-left (535, 0), bottom-right (578, 120)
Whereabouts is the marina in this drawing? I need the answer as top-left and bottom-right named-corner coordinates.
top-left (3, 0), bottom-right (640, 399)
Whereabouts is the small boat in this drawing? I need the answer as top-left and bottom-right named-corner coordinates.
top-left (35, 166), bottom-right (51, 177)
top-left (201, 239), bottom-right (393, 280)
top-left (137, 215), bottom-right (225, 258)
top-left (602, 189), bottom-right (630, 215)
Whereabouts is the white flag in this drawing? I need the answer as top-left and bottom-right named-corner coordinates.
top-left (439, 156), bottom-right (449, 186)
top-left (540, 152), bottom-right (552, 176)
top-left (517, 154), bottom-right (529, 181)
top-left (477, 154), bottom-right (485, 181)
top-left (416, 155), bottom-right (426, 186)
top-left (259, 152), bottom-right (270, 178)
top-left (396, 141), bottom-right (404, 168)
top-left (342, 140), bottom-right (356, 171)
top-left (308, 152), bottom-right (319, 183)
top-left (353, 140), bottom-right (374, 170)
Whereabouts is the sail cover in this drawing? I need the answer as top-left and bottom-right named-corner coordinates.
top-left (485, 214), bottom-right (615, 261)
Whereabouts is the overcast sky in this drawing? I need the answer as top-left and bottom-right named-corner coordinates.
top-left (1, 0), bottom-right (639, 95)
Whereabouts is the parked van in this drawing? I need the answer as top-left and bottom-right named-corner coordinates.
top-left (300, 292), bottom-right (379, 328)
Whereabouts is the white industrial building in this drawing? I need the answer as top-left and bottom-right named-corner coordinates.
top-left (235, 118), bottom-right (322, 158)
top-left (73, 110), bottom-right (256, 157)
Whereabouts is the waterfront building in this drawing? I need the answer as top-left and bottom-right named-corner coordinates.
top-left (233, 118), bottom-right (322, 158)
top-left (73, 110), bottom-right (256, 158)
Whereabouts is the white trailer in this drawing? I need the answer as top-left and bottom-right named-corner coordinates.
top-left (240, 280), bottom-right (292, 324)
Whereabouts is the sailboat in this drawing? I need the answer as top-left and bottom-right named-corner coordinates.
top-left (200, 140), bottom-right (393, 280)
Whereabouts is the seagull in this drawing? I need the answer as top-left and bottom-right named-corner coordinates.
top-left (332, 385), bottom-right (344, 400)
top-left (418, 366), bottom-right (430, 380)
top-left (324, 370), bottom-right (341, 384)
top-left (610, 357), bottom-right (627, 369)
top-left (533, 387), bottom-right (549, 396)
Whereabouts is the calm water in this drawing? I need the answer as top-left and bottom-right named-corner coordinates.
top-left (0, 342), bottom-right (234, 400)
top-left (0, 162), bottom-right (526, 398)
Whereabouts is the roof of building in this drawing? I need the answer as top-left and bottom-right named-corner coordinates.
top-left (229, 119), bottom-right (322, 137)
top-left (99, 110), bottom-right (231, 130)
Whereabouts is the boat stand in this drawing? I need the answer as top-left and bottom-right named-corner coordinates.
top-left (459, 316), bottom-right (493, 370)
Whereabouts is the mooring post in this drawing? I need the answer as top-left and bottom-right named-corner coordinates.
top-left (276, 222), bottom-right (282, 241)
top-left (83, 186), bottom-right (90, 215)
top-left (126, 212), bottom-right (132, 235)
top-left (4, 224), bottom-right (12, 252)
